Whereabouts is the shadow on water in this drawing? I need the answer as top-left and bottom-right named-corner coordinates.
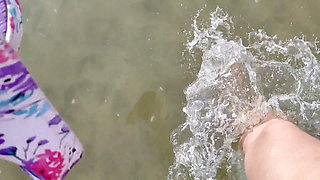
top-left (126, 90), bottom-right (172, 165)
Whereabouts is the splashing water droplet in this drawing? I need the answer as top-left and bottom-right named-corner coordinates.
top-left (168, 7), bottom-right (320, 180)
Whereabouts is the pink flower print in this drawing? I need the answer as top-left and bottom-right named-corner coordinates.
top-left (0, 51), bottom-right (9, 63)
top-left (0, 44), bottom-right (10, 63)
top-left (15, 0), bottom-right (22, 12)
top-left (23, 150), bottom-right (65, 180)
top-left (0, 44), bottom-right (17, 63)
top-left (10, 17), bottom-right (15, 31)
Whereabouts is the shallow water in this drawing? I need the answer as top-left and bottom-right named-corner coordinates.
top-left (0, 0), bottom-right (319, 179)
top-left (169, 7), bottom-right (320, 179)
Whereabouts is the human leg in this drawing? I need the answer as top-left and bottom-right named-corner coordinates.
top-left (242, 119), bottom-right (320, 180)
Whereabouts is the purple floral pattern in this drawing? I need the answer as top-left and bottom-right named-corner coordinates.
top-left (0, 0), bottom-right (83, 179)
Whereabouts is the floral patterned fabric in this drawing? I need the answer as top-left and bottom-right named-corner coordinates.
top-left (0, 0), bottom-right (83, 179)
top-left (1, 0), bottom-right (23, 51)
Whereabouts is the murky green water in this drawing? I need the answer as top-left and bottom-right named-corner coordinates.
top-left (0, 0), bottom-right (319, 179)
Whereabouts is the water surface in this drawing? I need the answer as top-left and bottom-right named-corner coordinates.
top-left (0, 0), bottom-right (319, 179)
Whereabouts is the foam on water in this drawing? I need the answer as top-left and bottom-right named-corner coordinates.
top-left (168, 7), bottom-right (320, 180)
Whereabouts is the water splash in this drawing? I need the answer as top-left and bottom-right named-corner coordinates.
top-left (168, 7), bottom-right (320, 180)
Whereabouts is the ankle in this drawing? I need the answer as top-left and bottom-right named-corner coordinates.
top-left (241, 118), bottom-right (289, 153)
